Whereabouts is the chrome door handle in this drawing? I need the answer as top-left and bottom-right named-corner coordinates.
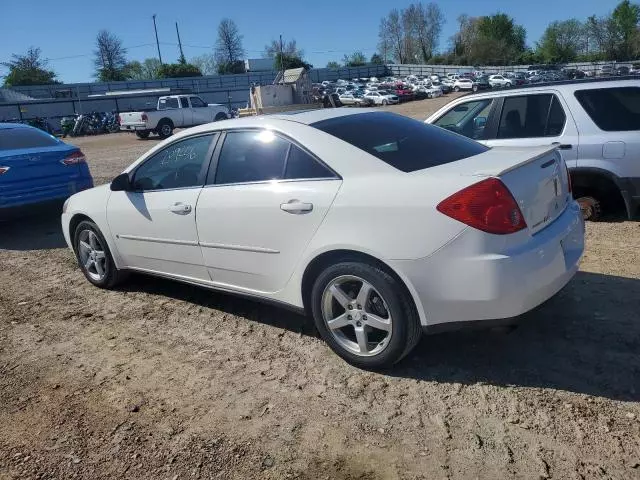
top-left (169, 202), bottom-right (192, 214)
top-left (280, 200), bottom-right (313, 214)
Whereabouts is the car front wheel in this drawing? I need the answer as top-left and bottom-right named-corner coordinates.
top-left (74, 220), bottom-right (126, 289)
top-left (311, 261), bottom-right (422, 369)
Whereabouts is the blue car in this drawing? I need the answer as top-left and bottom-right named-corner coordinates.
top-left (0, 123), bottom-right (93, 213)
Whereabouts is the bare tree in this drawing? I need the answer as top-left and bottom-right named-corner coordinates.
top-left (383, 9), bottom-right (407, 63)
top-left (214, 19), bottom-right (245, 73)
top-left (377, 18), bottom-right (392, 63)
top-left (94, 30), bottom-right (128, 81)
top-left (264, 39), bottom-right (303, 59)
top-left (191, 54), bottom-right (217, 75)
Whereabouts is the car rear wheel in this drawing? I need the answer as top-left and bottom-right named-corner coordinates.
top-left (74, 220), bottom-right (126, 289)
top-left (311, 261), bottom-right (422, 369)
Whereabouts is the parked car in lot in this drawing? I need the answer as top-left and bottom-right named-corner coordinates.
top-left (453, 78), bottom-right (477, 92)
top-left (364, 91), bottom-right (399, 105)
top-left (0, 123), bottom-right (93, 216)
top-left (119, 95), bottom-right (229, 139)
top-left (425, 77), bottom-right (640, 220)
top-left (338, 92), bottom-right (373, 107)
top-left (61, 110), bottom-right (583, 368)
top-left (489, 74), bottom-right (513, 88)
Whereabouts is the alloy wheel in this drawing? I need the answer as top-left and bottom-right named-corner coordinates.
top-left (321, 275), bottom-right (393, 357)
top-left (78, 229), bottom-right (107, 282)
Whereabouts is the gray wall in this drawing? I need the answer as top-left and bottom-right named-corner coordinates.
top-left (3, 65), bottom-right (389, 132)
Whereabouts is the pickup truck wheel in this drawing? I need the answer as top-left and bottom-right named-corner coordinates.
top-left (454, 86), bottom-right (460, 92)
top-left (214, 113), bottom-right (227, 121)
top-left (135, 130), bottom-right (150, 139)
top-left (157, 120), bottom-right (173, 139)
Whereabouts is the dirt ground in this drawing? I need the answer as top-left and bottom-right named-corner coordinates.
top-left (1, 97), bottom-right (640, 480)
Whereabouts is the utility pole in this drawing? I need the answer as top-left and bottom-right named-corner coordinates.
top-left (279, 34), bottom-right (284, 76)
top-left (152, 14), bottom-right (163, 65)
top-left (176, 22), bottom-right (185, 62)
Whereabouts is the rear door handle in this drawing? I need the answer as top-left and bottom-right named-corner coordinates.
top-left (280, 200), bottom-right (313, 214)
top-left (169, 202), bottom-right (192, 214)
top-left (551, 142), bottom-right (573, 150)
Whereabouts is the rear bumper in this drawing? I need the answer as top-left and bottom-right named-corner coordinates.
top-left (391, 201), bottom-right (584, 326)
top-left (0, 176), bottom-right (93, 210)
top-left (120, 124), bottom-right (149, 131)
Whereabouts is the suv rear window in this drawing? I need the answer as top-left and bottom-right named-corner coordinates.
top-left (575, 87), bottom-right (640, 131)
top-left (311, 112), bottom-right (488, 173)
top-left (0, 127), bottom-right (59, 150)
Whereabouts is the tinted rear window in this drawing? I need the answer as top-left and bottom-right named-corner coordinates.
top-left (0, 127), bottom-right (59, 150)
top-left (574, 87), bottom-right (640, 131)
top-left (311, 112), bottom-right (488, 173)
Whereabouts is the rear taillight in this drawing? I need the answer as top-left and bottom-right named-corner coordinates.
top-left (141, 113), bottom-right (148, 121)
top-left (61, 150), bottom-right (86, 166)
top-left (437, 178), bottom-right (527, 235)
top-left (0, 166), bottom-right (10, 175)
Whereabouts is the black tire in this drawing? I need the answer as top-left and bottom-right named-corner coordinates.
top-left (454, 86), bottom-right (460, 92)
top-left (577, 196), bottom-right (603, 221)
top-left (73, 220), bottom-right (126, 289)
top-left (214, 112), bottom-right (227, 121)
top-left (382, 99), bottom-right (388, 106)
top-left (135, 130), bottom-right (150, 139)
top-left (472, 85), bottom-right (479, 92)
top-left (156, 119), bottom-right (174, 139)
top-left (310, 261), bottom-right (422, 369)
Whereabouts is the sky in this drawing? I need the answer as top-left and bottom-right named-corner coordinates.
top-left (0, 0), bottom-right (620, 84)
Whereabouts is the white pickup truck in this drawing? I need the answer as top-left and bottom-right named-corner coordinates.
top-left (119, 95), bottom-right (230, 139)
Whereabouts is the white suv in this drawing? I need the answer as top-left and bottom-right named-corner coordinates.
top-left (426, 78), bottom-right (640, 220)
top-left (489, 74), bottom-right (512, 88)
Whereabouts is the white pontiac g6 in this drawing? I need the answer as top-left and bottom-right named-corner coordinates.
top-left (62, 110), bottom-right (584, 368)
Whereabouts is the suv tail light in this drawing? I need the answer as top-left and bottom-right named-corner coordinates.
top-left (141, 113), bottom-right (148, 121)
top-left (61, 150), bottom-right (86, 166)
top-left (437, 178), bottom-right (527, 234)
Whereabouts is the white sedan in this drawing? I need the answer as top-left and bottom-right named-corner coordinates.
top-left (489, 74), bottom-right (513, 87)
top-left (363, 91), bottom-right (399, 105)
top-left (61, 110), bottom-right (584, 368)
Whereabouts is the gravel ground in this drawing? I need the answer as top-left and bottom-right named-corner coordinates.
top-left (1, 97), bottom-right (639, 480)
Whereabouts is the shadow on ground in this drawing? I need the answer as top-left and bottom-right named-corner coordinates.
top-left (121, 270), bottom-right (640, 402)
top-left (0, 203), bottom-right (66, 251)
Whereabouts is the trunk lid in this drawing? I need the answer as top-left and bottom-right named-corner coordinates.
top-left (0, 144), bottom-right (82, 187)
top-left (442, 146), bottom-right (571, 235)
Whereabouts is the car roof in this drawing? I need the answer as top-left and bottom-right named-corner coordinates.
top-left (0, 122), bottom-right (30, 130)
top-left (461, 76), bottom-right (640, 98)
top-left (270, 108), bottom-right (376, 125)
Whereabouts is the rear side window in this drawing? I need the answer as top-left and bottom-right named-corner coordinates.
top-left (497, 94), bottom-right (566, 139)
top-left (312, 112), bottom-right (488, 173)
top-left (575, 87), bottom-right (640, 131)
top-left (159, 97), bottom-right (179, 109)
top-left (0, 127), bottom-right (59, 150)
top-left (180, 97), bottom-right (189, 108)
top-left (285, 145), bottom-right (334, 180)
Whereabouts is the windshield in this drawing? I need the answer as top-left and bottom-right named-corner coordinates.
top-left (311, 112), bottom-right (488, 173)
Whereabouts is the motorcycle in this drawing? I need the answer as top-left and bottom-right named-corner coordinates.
top-left (60, 115), bottom-right (77, 137)
top-left (26, 117), bottom-right (53, 134)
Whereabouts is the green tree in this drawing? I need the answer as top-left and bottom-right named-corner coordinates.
top-left (326, 61), bottom-right (341, 68)
top-left (158, 62), bottom-right (202, 78)
top-left (264, 39), bottom-right (303, 58)
top-left (1, 47), bottom-right (59, 86)
top-left (273, 53), bottom-right (312, 70)
top-left (370, 53), bottom-right (384, 64)
top-left (612, 0), bottom-right (640, 58)
top-left (342, 51), bottom-right (367, 66)
top-left (537, 19), bottom-right (584, 63)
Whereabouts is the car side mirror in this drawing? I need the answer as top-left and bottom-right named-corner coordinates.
top-left (110, 173), bottom-right (132, 191)
top-left (474, 117), bottom-right (487, 129)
